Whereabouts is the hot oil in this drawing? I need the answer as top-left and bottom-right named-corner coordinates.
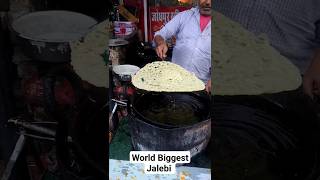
top-left (137, 94), bottom-right (206, 127)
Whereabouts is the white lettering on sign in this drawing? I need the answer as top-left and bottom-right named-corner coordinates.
top-left (151, 9), bottom-right (180, 24)
top-left (129, 151), bottom-right (190, 174)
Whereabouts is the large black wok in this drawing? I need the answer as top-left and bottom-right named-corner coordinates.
top-left (128, 91), bottom-right (211, 158)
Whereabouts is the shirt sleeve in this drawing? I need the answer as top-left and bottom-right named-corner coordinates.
top-left (153, 11), bottom-right (185, 41)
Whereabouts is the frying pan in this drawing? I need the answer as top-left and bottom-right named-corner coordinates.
top-left (128, 90), bottom-right (211, 158)
top-left (130, 91), bottom-right (211, 129)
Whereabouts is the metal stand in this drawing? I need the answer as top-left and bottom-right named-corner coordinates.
top-left (1, 135), bottom-right (25, 180)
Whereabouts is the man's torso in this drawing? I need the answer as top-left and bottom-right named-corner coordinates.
top-left (172, 8), bottom-right (211, 83)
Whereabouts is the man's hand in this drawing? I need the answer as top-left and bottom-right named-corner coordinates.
top-left (303, 49), bottom-right (320, 99)
top-left (156, 42), bottom-right (168, 60)
top-left (205, 79), bottom-right (211, 94)
top-left (303, 68), bottom-right (320, 99)
top-left (154, 35), bottom-right (168, 60)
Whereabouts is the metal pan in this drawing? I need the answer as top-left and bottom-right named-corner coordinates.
top-left (112, 64), bottom-right (140, 82)
top-left (130, 91), bottom-right (211, 129)
top-left (11, 10), bottom-right (97, 62)
top-left (128, 91), bottom-right (211, 158)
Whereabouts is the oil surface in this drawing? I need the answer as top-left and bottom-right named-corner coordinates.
top-left (135, 93), bottom-right (209, 127)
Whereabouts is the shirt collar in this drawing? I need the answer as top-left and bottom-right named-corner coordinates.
top-left (191, 6), bottom-right (200, 16)
top-left (192, 6), bottom-right (212, 19)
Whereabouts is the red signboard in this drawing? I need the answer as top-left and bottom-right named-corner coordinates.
top-left (148, 6), bottom-right (191, 42)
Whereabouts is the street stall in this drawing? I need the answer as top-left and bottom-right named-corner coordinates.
top-left (1, 1), bottom-right (109, 179)
top-left (108, 0), bottom-right (212, 179)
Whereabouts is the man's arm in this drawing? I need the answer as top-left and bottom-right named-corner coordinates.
top-left (205, 79), bottom-right (211, 94)
top-left (154, 11), bottom-right (184, 41)
top-left (303, 20), bottom-right (320, 98)
top-left (303, 48), bottom-right (320, 98)
top-left (153, 11), bottom-right (186, 59)
top-left (154, 35), bottom-right (166, 46)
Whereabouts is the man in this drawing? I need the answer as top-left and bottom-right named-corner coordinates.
top-left (214, 0), bottom-right (320, 99)
top-left (154, 0), bottom-right (212, 93)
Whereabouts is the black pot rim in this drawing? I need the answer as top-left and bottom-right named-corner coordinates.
top-left (129, 113), bottom-right (211, 131)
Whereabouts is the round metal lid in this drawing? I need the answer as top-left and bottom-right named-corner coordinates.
top-left (12, 10), bottom-right (97, 42)
top-left (112, 64), bottom-right (140, 76)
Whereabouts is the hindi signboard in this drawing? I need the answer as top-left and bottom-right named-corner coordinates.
top-left (148, 6), bottom-right (191, 41)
